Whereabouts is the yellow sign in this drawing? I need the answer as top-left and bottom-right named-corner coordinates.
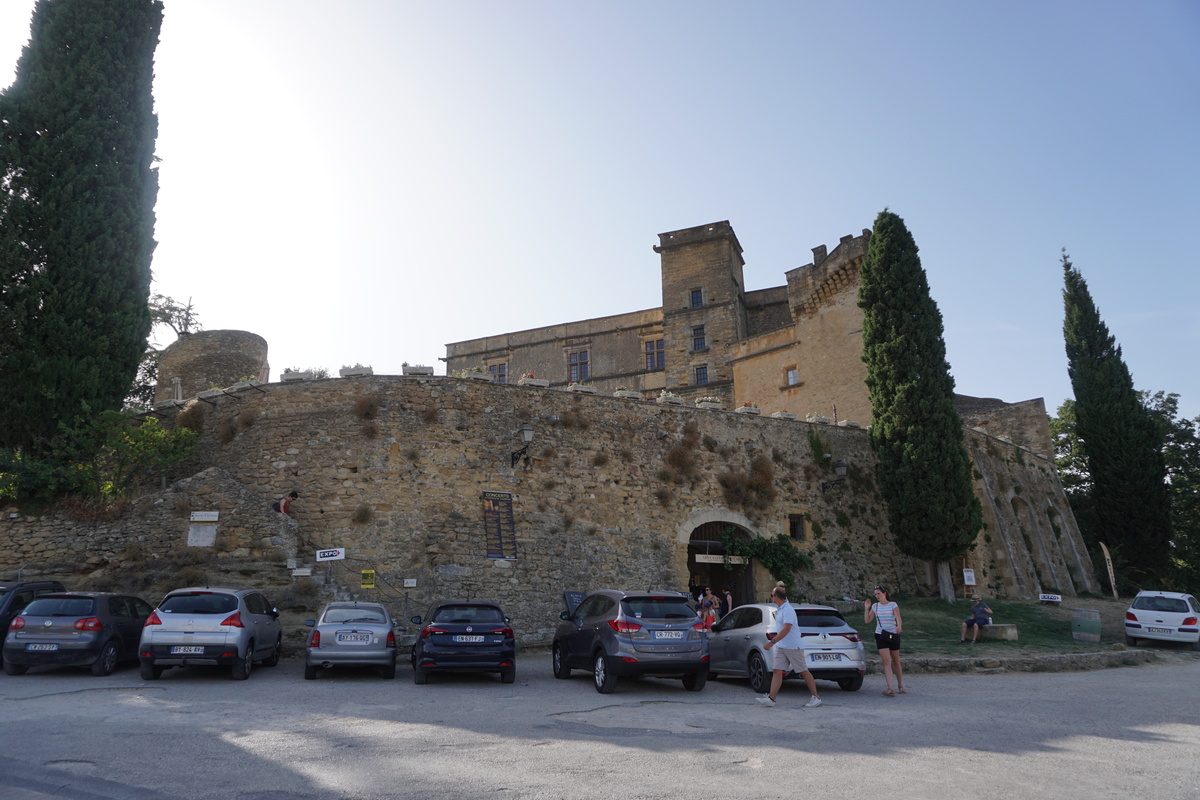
top-left (361, 570), bottom-right (375, 589)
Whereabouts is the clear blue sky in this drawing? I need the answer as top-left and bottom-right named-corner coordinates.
top-left (3, 1), bottom-right (1197, 419)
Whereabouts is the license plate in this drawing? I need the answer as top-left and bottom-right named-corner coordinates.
top-left (170, 646), bottom-right (205, 655)
top-left (811, 653), bottom-right (841, 662)
top-left (453, 635), bottom-right (484, 643)
top-left (1147, 627), bottom-right (1172, 634)
top-left (336, 633), bottom-right (371, 644)
top-left (26, 643), bottom-right (58, 651)
top-left (654, 630), bottom-right (684, 639)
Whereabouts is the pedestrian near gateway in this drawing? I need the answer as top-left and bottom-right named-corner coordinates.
top-left (755, 587), bottom-right (822, 709)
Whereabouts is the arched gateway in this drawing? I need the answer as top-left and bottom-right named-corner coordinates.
top-left (681, 509), bottom-right (763, 611)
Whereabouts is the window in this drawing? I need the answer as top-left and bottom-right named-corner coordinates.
top-left (489, 363), bottom-right (507, 384)
top-left (690, 288), bottom-right (703, 308)
top-left (695, 366), bottom-right (708, 386)
top-left (789, 514), bottom-right (809, 542)
top-left (786, 368), bottom-right (799, 386)
top-left (692, 326), bottom-right (706, 351)
top-left (569, 350), bottom-right (589, 382)
top-left (645, 339), bottom-right (664, 370)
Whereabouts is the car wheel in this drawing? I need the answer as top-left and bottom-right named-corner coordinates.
top-left (500, 666), bottom-right (516, 684)
top-left (837, 675), bottom-right (864, 692)
top-left (3, 659), bottom-right (28, 676)
top-left (552, 643), bottom-right (571, 679)
top-left (682, 671), bottom-right (707, 692)
top-left (262, 637), bottom-right (281, 668)
top-left (231, 644), bottom-right (254, 680)
top-left (304, 664), bottom-right (318, 680)
top-left (413, 667), bottom-right (428, 685)
top-left (91, 640), bottom-right (120, 677)
top-left (139, 660), bottom-right (162, 681)
top-left (1125, 634), bottom-right (1139, 647)
top-left (748, 651), bottom-right (769, 694)
top-left (593, 652), bottom-right (617, 694)
top-left (382, 662), bottom-right (397, 680)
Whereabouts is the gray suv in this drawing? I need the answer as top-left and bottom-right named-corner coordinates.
top-left (552, 590), bottom-right (709, 693)
top-left (138, 587), bottom-right (283, 681)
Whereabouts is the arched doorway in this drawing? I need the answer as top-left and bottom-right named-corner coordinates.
top-left (687, 521), bottom-right (756, 613)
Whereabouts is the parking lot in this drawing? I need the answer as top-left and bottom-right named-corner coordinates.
top-left (1, 651), bottom-right (1198, 800)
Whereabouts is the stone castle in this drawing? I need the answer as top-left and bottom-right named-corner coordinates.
top-left (0, 221), bottom-right (1097, 646)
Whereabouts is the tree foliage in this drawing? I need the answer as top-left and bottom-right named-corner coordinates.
top-left (857, 209), bottom-right (982, 570)
top-left (1061, 252), bottom-right (1171, 587)
top-left (126, 294), bottom-right (203, 410)
top-left (0, 0), bottom-right (164, 452)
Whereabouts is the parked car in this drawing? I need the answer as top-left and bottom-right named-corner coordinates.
top-left (305, 601), bottom-right (397, 680)
top-left (0, 580), bottom-right (66, 646)
top-left (410, 599), bottom-right (515, 684)
top-left (138, 587), bottom-right (283, 680)
top-left (3, 592), bottom-right (153, 676)
top-left (1124, 590), bottom-right (1200, 649)
top-left (706, 602), bottom-right (866, 693)
top-left (552, 589), bottom-right (709, 694)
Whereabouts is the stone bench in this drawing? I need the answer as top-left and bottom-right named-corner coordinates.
top-left (979, 623), bottom-right (1018, 641)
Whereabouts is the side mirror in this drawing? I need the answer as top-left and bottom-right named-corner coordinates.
top-left (559, 611), bottom-right (569, 621)
top-left (410, 615), bottom-right (422, 625)
top-left (304, 619), bottom-right (315, 627)
top-left (270, 608), bottom-right (280, 618)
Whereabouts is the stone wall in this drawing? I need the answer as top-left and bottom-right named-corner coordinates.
top-left (0, 376), bottom-right (1096, 648)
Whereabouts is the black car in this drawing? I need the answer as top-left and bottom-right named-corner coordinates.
top-left (410, 599), bottom-right (516, 684)
top-left (0, 580), bottom-right (66, 646)
top-left (3, 592), bottom-right (153, 676)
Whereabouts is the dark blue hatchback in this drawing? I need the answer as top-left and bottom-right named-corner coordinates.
top-left (410, 600), bottom-right (515, 684)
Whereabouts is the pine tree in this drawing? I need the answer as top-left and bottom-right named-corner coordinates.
top-left (1062, 252), bottom-right (1172, 587)
top-left (858, 210), bottom-right (983, 596)
top-left (0, 0), bottom-right (163, 453)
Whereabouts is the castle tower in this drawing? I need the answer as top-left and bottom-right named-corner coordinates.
top-left (654, 221), bottom-right (748, 403)
top-left (154, 330), bottom-right (269, 403)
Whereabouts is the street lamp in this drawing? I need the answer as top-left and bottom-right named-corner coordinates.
top-left (820, 459), bottom-right (849, 494)
top-left (510, 424), bottom-right (535, 467)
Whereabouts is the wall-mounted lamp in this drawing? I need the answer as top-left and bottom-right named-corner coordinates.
top-left (820, 459), bottom-right (849, 494)
top-left (510, 424), bottom-right (535, 467)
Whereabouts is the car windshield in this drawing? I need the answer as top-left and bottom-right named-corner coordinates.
top-left (794, 611), bottom-right (847, 628)
top-left (622, 597), bottom-right (696, 619)
top-left (160, 593), bottom-right (238, 614)
top-left (19, 596), bottom-right (95, 616)
top-left (325, 608), bottom-right (387, 624)
top-left (433, 605), bottom-right (504, 624)
top-left (1132, 596), bottom-right (1189, 613)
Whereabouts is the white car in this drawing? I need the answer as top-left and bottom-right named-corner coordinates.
top-left (1124, 591), bottom-right (1200, 650)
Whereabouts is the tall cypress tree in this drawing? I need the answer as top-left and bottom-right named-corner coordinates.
top-left (1062, 252), bottom-right (1171, 586)
top-left (858, 210), bottom-right (982, 597)
top-left (0, 0), bottom-right (163, 453)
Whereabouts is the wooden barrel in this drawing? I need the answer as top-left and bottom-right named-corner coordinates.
top-left (1071, 608), bottom-right (1102, 643)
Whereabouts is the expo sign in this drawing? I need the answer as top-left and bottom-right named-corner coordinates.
top-left (316, 548), bottom-right (346, 562)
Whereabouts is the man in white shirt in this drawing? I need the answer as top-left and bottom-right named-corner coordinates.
top-left (756, 587), bottom-right (822, 708)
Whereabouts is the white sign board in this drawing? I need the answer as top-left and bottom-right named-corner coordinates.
top-left (695, 554), bottom-right (747, 564)
top-left (316, 548), bottom-right (346, 562)
top-left (404, 579), bottom-right (417, 588)
top-left (190, 511), bottom-right (219, 522)
top-left (1039, 593), bottom-right (1062, 603)
top-left (962, 569), bottom-right (976, 586)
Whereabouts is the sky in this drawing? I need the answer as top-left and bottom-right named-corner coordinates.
top-left (2, 1), bottom-right (1198, 419)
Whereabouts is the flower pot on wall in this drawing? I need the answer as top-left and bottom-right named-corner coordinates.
top-left (566, 384), bottom-right (597, 394)
top-left (613, 390), bottom-right (643, 400)
top-left (281, 371), bottom-right (311, 382)
top-left (518, 377), bottom-right (550, 387)
top-left (696, 401), bottom-right (723, 410)
top-left (339, 366), bottom-right (373, 378)
top-left (656, 395), bottom-right (684, 406)
top-left (734, 406), bottom-right (760, 415)
top-left (770, 411), bottom-right (797, 420)
top-left (402, 365), bottom-right (434, 376)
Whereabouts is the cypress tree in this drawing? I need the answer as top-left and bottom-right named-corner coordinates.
top-left (1062, 252), bottom-right (1171, 586)
top-left (858, 210), bottom-right (983, 595)
top-left (0, 0), bottom-right (163, 453)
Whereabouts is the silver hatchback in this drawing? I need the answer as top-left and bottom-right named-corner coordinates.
top-left (304, 601), bottom-right (397, 679)
top-left (138, 587), bottom-right (283, 681)
top-left (707, 603), bottom-right (866, 693)
top-left (552, 590), bottom-right (709, 693)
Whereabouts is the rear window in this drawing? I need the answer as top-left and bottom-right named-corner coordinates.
top-left (622, 597), bottom-right (696, 619)
top-left (325, 607), bottom-right (387, 624)
top-left (795, 610), bottom-right (848, 628)
top-left (432, 605), bottom-right (504, 624)
top-left (160, 592), bottom-right (238, 615)
top-left (20, 596), bottom-right (96, 616)
top-left (1132, 596), bottom-right (1189, 613)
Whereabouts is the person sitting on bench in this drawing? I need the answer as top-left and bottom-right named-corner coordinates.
top-left (960, 595), bottom-right (993, 643)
